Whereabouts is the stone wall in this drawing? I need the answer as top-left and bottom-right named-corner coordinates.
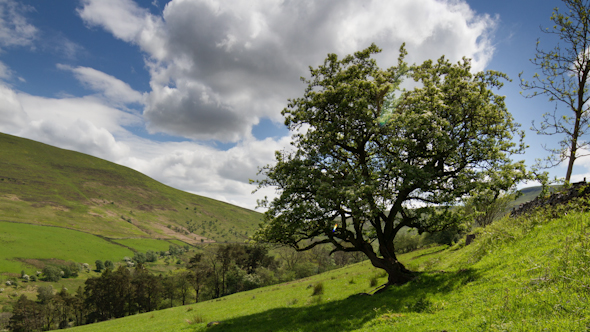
top-left (510, 180), bottom-right (590, 217)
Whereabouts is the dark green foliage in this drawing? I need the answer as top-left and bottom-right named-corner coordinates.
top-left (145, 250), bottom-right (158, 262)
top-left (133, 252), bottom-right (146, 264)
top-left (293, 262), bottom-right (316, 279)
top-left (36, 285), bottom-right (54, 304)
top-left (42, 265), bottom-right (62, 282)
top-left (95, 260), bottom-right (104, 272)
top-left (69, 262), bottom-right (81, 277)
top-left (61, 264), bottom-right (73, 278)
top-left (104, 260), bottom-right (115, 270)
top-left (8, 295), bottom-right (44, 332)
top-left (168, 245), bottom-right (181, 257)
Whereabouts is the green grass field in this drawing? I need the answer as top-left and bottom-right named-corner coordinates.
top-left (67, 205), bottom-right (590, 331)
top-left (113, 238), bottom-right (180, 253)
top-left (0, 221), bottom-right (134, 275)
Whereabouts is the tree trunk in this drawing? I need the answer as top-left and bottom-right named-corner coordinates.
top-left (364, 244), bottom-right (414, 288)
top-left (566, 113), bottom-right (580, 183)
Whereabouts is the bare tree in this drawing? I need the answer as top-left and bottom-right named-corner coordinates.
top-left (520, 0), bottom-right (590, 182)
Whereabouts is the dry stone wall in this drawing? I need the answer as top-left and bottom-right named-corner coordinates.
top-left (510, 180), bottom-right (590, 217)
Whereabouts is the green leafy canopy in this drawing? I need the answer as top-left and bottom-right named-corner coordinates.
top-left (253, 43), bottom-right (526, 282)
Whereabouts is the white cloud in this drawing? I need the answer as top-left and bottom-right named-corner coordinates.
top-left (0, 79), bottom-right (289, 209)
top-left (78, 0), bottom-right (498, 143)
top-left (0, 82), bottom-right (28, 131)
top-left (117, 135), bottom-right (292, 209)
top-left (57, 64), bottom-right (144, 105)
top-left (0, 0), bottom-right (37, 50)
top-left (0, 0), bottom-right (503, 210)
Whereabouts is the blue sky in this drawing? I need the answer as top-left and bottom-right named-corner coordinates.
top-left (0, 0), bottom-right (583, 209)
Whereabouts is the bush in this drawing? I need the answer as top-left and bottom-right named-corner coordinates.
top-left (242, 273), bottom-right (261, 291)
top-left (311, 282), bottom-right (324, 296)
top-left (293, 262), bottom-right (316, 279)
top-left (146, 250), bottom-right (158, 262)
top-left (133, 252), bottom-right (146, 264)
top-left (60, 265), bottom-right (73, 278)
top-left (42, 266), bottom-right (61, 282)
top-left (255, 267), bottom-right (278, 286)
top-left (36, 285), bottom-right (54, 304)
top-left (95, 260), bottom-right (104, 272)
top-left (104, 260), bottom-right (115, 270)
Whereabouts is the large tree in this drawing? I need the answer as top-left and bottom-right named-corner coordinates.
top-left (520, 0), bottom-right (590, 182)
top-left (254, 44), bottom-right (526, 286)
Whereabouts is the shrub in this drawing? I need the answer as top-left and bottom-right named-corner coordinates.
top-left (95, 260), bottom-right (104, 272)
top-left (69, 262), bottom-right (81, 277)
top-left (242, 273), bottom-right (261, 291)
top-left (104, 260), bottom-right (115, 270)
top-left (36, 285), bottom-right (54, 304)
top-left (369, 275), bottom-right (379, 287)
top-left (311, 282), bottom-right (324, 296)
top-left (146, 250), bottom-right (157, 262)
top-left (133, 252), bottom-right (146, 264)
top-left (293, 262), bottom-right (316, 279)
top-left (42, 266), bottom-right (61, 282)
top-left (60, 265), bottom-right (73, 278)
top-left (255, 267), bottom-right (278, 286)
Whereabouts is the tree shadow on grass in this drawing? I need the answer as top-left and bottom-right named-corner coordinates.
top-left (192, 268), bottom-right (480, 332)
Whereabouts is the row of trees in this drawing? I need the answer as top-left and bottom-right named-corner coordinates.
top-left (7, 243), bottom-right (363, 331)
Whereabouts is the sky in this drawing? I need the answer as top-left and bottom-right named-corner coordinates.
top-left (0, 0), bottom-right (584, 210)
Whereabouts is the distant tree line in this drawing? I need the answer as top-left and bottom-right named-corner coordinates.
top-left (7, 243), bottom-right (363, 331)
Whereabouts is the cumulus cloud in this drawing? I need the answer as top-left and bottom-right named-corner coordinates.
top-left (78, 0), bottom-right (498, 143)
top-left (57, 64), bottom-right (144, 105)
top-left (0, 79), bottom-right (289, 209)
top-left (118, 134), bottom-right (292, 208)
top-left (0, 0), bottom-right (503, 210)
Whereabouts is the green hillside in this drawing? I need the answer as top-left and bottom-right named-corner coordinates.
top-left (0, 132), bottom-right (262, 245)
top-left (67, 202), bottom-right (590, 331)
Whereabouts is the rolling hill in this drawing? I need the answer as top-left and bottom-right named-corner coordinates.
top-left (0, 132), bottom-right (263, 245)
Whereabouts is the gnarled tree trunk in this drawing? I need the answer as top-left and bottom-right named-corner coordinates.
top-left (363, 243), bottom-right (414, 288)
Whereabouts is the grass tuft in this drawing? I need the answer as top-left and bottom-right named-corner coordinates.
top-left (311, 282), bottom-right (324, 296)
top-left (185, 313), bottom-right (205, 325)
top-left (369, 275), bottom-right (378, 287)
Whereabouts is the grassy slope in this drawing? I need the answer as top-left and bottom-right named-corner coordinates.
top-left (70, 208), bottom-right (590, 332)
top-left (0, 132), bottom-right (263, 244)
top-left (0, 221), bottom-right (134, 274)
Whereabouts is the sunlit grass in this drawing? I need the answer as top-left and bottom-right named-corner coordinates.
top-left (70, 205), bottom-right (590, 332)
top-left (0, 221), bottom-right (134, 274)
